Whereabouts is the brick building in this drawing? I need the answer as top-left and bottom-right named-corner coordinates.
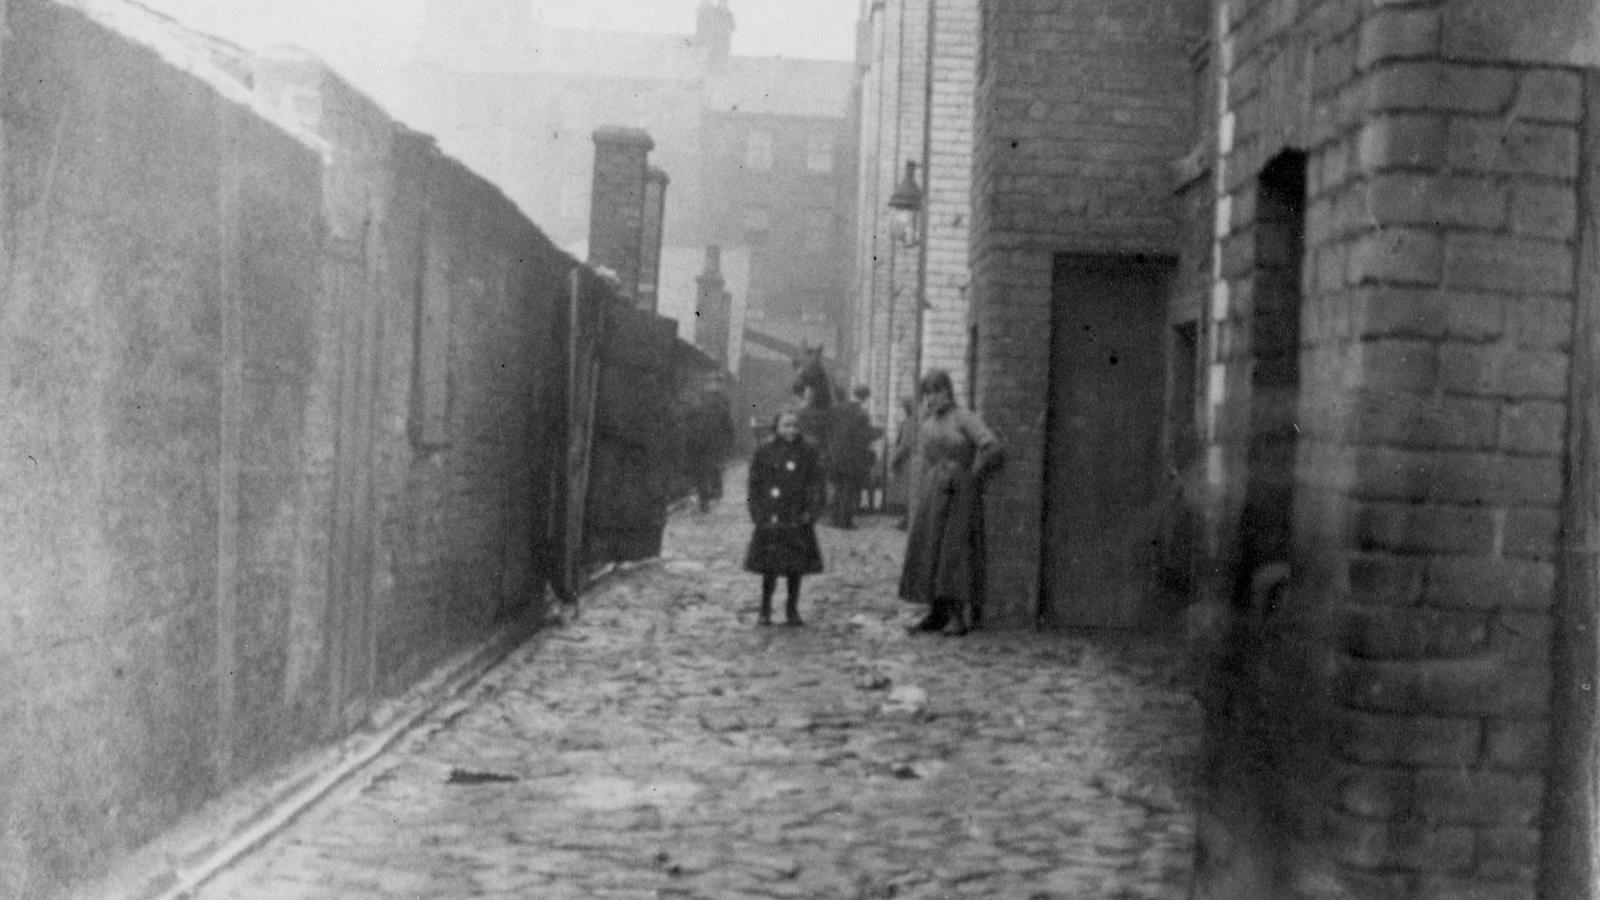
top-left (971, 0), bottom-right (1205, 632)
top-left (369, 0), bottom-right (859, 383)
top-left (700, 55), bottom-right (860, 357)
top-left (964, 0), bottom-right (1600, 896)
top-left (852, 0), bottom-right (979, 431)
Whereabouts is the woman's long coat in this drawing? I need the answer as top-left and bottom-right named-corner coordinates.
top-left (898, 406), bottom-right (1002, 615)
top-left (744, 435), bottom-right (826, 575)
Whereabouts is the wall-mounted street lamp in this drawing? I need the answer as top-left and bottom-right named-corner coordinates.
top-left (888, 160), bottom-right (923, 247)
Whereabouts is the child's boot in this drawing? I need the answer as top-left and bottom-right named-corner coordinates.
top-left (758, 595), bottom-right (773, 626)
top-left (784, 595), bottom-right (804, 627)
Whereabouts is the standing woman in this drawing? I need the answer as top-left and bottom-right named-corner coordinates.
top-left (899, 369), bottom-right (1004, 635)
top-left (745, 409), bottom-right (827, 625)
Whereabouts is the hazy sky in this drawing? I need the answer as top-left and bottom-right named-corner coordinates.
top-left (139, 0), bottom-right (860, 66)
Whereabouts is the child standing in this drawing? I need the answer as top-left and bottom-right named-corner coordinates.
top-left (744, 409), bottom-right (826, 625)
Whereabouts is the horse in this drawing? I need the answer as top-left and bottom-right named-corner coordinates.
top-left (789, 343), bottom-right (834, 460)
top-left (790, 343), bottom-right (834, 411)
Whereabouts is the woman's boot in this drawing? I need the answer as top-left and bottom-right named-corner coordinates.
top-left (909, 596), bottom-right (947, 633)
top-left (941, 597), bottom-right (971, 636)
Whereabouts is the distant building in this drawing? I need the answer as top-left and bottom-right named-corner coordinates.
top-left (367, 0), bottom-right (859, 369)
top-left (700, 55), bottom-right (859, 356)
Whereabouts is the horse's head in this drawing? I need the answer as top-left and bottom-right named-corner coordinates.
top-left (791, 344), bottom-right (833, 409)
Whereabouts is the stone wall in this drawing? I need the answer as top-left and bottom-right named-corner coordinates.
top-left (0, 5), bottom-right (696, 896)
top-left (0, 6), bottom-right (301, 892)
top-left (587, 305), bottom-right (686, 564)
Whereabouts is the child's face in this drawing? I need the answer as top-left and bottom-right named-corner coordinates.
top-left (776, 413), bottom-right (800, 441)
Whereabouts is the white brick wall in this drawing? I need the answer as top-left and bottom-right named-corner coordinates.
top-left (851, 0), bottom-right (978, 432)
top-left (921, 0), bottom-right (977, 402)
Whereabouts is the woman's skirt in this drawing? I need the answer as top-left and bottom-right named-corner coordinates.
top-left (898, 464), bottom-right (984, 611)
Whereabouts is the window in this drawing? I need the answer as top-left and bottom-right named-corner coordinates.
top-left (806, 134), bottom-right (834, 172)
top-left (744, 130), bottom-right (773, 170)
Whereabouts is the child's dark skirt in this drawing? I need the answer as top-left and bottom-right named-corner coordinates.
top-left (743, 522), bottom-right (823, 575)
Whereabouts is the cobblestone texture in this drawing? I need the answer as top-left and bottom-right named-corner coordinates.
top-left (195, 471), bottom-right (1200, 899)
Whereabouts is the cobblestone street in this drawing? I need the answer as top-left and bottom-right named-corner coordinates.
top-left (194, 473), bottom-right (1201, 899)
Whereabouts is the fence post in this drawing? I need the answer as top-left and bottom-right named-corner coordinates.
top-left (561, 268), bottom-right (602, 600)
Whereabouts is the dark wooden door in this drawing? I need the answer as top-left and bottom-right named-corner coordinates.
top-left (1041, 254), bottom-right (1172, 628)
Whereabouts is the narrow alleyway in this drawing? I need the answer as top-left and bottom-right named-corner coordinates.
top-left (194, 471), bottom-right (1200, 900)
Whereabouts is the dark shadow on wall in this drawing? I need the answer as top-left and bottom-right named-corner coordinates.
top-left (1192, 149), bottom-right (1308, 900)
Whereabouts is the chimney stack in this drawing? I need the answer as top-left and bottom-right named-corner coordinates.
top-left (586, 126), bottom-right (654, 303)
top-left (695, 245), bottom-right (732, 367)
top-left (694, 0), bottom-right (734, 69)
top-left (637, 166), bottom-right (670, 313)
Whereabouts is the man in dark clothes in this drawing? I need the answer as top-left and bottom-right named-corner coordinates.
top-left (684, 378), bottom-right (735, 512)
top-left (827, 385), bottom-right (877, 529)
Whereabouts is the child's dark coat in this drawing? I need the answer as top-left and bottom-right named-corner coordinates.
top-left (743, 434), bottom-right (825, 575)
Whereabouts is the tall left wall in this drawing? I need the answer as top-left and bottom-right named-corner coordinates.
top-left (0, 3), bottom-right (582, 895)
top-left (2, 3), bottom-right (260, 891)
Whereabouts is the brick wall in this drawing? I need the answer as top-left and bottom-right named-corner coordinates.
top-left (1193, 0), bottom-right (1586, 896)
top-left (853, 0), bottom-right (927, 431)
top-left (853, 0), bottom-right (981, 468)
top-left (971, 0), bottom-right (1202, 626)
top-left (891, 0), bottom-right (929, 415)
top-left (921, 0), bottom-right (979, 400)
top-left (851, 3), bottom-right (888, 419)
top-left (857, 0), bottom-right (908, 428)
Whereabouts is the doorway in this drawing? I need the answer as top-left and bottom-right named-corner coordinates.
top-left (1040, 253), bottom-right (1174, 628)
top-left (1232, 150), bottom-right (1306, 607)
